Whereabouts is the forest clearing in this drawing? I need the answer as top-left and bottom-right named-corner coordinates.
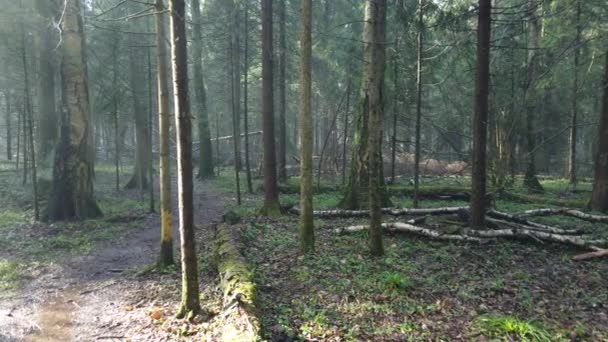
top-left (1, 0), bottom-right (607, 341)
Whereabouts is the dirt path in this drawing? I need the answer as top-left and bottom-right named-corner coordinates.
top-left (0, 181), bottom-right (225, 342)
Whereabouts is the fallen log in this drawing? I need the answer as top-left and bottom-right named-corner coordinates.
top-left (487, 210), bottom-right (582, 235)
top-left (335, 221), bottom-right (607, 249)
top-left (214, 224), bottom-right (260, 342)
top-left (572, 247), bottom-right (608, 261)
top-left (335, 222), bottom-right (487, 243)
top-left (462, 227), bottom-right (607, 249)
top-left (514, 208), bottom-right (608, 224)
top-left (290, 206), bottom-right (467, 218)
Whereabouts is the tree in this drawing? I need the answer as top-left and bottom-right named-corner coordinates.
top-left (260, 0), bottom-right (281, 216)
top-left (125, 34), bottom-right (151, 192)
top-left (47, 0), bottom-right (101, 221)
top-left (590, 50), bottom-right (608, 212)
top-left (169, 0), bottom-right (201, 318)
top-left (34, 0), bottom-right (58, 166)
top-left (522, 0), bottom-right (544, 193)
top-left (469, 0), bottom-right (491, 229)
top-left (155, 0), bottom-right (173, 268)
top-left (412, 0), bottom-right (424, 208)
top-left (364, 0), bottom-right (387, 256)
top-left (299, 0), bottom-right (314, 254)
top-left (568, 0), bottom-right (581, 186)
top-left (191, 0), bottom-right (214, 179)
top-left (243, 0), bottom-right (253, 193)
top-left (277, 0), bottom-right (287, 183)
top-left (229, 0), bottom-right (242, 204)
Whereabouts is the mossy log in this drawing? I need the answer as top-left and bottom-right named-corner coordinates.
top-left (214, 223), bottom-right (260, 342)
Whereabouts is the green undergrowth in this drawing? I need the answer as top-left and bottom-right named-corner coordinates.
top-left (220, 175), bottom-right (608, 340)
top-left (0, 259), bottom-right (22, 292)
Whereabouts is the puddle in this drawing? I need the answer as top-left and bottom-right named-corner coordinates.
top-left (24, 287), bottom-right (81, 342)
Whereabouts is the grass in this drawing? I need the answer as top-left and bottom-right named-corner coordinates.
top-left (0, 259), bottom-right (21, 291)
top-left (472, 314), bottom-right (556, 341)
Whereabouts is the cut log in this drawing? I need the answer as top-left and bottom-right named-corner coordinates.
top-left (572, 247), bottom-right (608, 261)
top-left (214, 224), bottom-right (260, 342)
top-left (487, 210), bottom-right (582, 235)
top-left (290, 206), bottom-right (467, 218)
top-left (335, 222), bottom-right (487, 243)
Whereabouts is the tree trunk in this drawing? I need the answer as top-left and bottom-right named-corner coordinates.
top-left (277, 0), bottom-right (287, 183)
top-left (590, 50), bottom-right (608, 212)
top-left (125, 38), bottom-right (150, 192)
top-left (4, 92), bottom-right (11, 160)
top-left (412, 0), bottom-right (425, 208)
top-left (169, 0), bottom-right (201, 318)
top-left (48, 0), bottom-right (101, 221)
top-left (523, 0), bottom-right (544, 193)
top-left (390, 39), bottom-right (399, 184)
top-left (35, 0), bottom-right (58, 167)
top-left (192, 0), bottom-right (214, 180)
top-left (155, 0), bottom-right (173, 268)
top-left (20, 18), bottom-right (39, 220)
top-left (341, 82), bottom-right (351, 186)
top-left (261, 0), bottom-right (281, 216)
top-left (364, 0), bottom-right (387, 256)
top-left (112, 39), bottom-right (120, 192)
top-left (299, 0), bottom-right (314, 254)
top-left (568, 0), bottom-right (581, 186)
top-left (243, 0), bottom-right (253, 193)
top-left (229, 0), bottom-right (242, 205)
top-left (469, 0), bottom-right (491, 229)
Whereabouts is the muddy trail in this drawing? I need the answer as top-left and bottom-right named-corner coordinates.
top-left (0, 180), bottom-right (225, 342)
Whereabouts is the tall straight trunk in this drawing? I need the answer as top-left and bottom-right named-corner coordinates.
top-left (390, 39), bottom-right (399, 184)
top-left (469, 0), bottom-right (491, 229)
top-left (16, 98), bottom-right (21, 169)
top-left (22, 101), bottom-right (28, 185)
top-left (523, 0), bottom-right (544, 193)
top-left (48, 0), bottom-right (101, 221)
top-left (277, 0), bottom-right (287, 182)
top-left (147, 26), bottom-right (155, 213)
top-left (155, 0), bottom-right (173, 268)
top-left (229, 7), bottom-right (242, 205)
top-left (20, 18), bottom-right (39, 220)
top-left (35, 0), bottom-right (58, 166)
top-left (243, 1), bottom-right (253, 193)
top-left (568, 0), bottom-right (581, 185)
top-left (112, 41), bottom-right (120, 191)
top-left (341, 82), bottom-right (351, 186)
top-left (413, 0), bottom-right (424, 208)
top-left (169, 0), bottom-right (201, 318)
top-left (299, 0), bottom-right (314, 254)
top-left (126, 41), bottom-right (150, 192)
top-left (261, 0), bottom-right (281, 216)
top-left (364, 0), bottom-right (387, 256)
top-left (191, 0), bottom-right (214, 179)
top-left (590, 50), bottom-right (608, 212)
top-left (4, 92), bottom-right (11, 160)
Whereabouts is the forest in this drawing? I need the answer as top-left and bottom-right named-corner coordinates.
top-left (0, 0), bottom-right (607, 340)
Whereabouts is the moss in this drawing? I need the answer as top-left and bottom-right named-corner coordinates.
top-left (214, 224), bottom-right (261, 341)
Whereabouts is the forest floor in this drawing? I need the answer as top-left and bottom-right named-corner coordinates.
top-left (0, 166), bottom-right (227, 341)
top-left (1, 167), bottom-right (608, 341)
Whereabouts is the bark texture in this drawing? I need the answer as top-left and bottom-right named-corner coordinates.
top-left (469, 0), bottom-right (491, 229)
top-left (260, 0), bottom-right (280, 216)
top-left (47, 0), bottom-right (101, 221)
top-left (299, 0), bottom-right (314, 254)
top-left (169, 0), bottom-right (201, 318)
top-left (590, 50), bottom-right (608, 212)
top-left (155, 0), bottom-right (174, 268)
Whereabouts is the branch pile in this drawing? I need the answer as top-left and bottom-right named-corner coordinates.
top-left (214, 223), bottom-right (260, 342)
